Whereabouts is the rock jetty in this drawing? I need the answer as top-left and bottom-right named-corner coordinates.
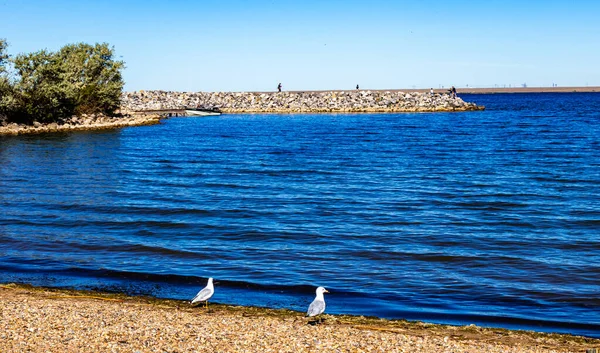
top-left (121, 90), bottom-right (484, 113)
top-left (1, 90), bottom-right (483, 136)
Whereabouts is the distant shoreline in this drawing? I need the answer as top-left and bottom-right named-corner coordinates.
top-left (362, 86), bottom-right (600, 94)
top-left (451, 86), bottom-right (599, 94)
top-left (269, 86), bottom-right (599, 94)
top-left (180, 87), bottom-right (599, 95)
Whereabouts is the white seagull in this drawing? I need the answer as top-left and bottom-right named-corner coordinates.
top-left (191, 277), bottom-right (214, 308)
top-left (306, 286), bottom-right (329, 322)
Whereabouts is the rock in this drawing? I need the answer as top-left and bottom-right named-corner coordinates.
top-left (119, 90), bottom-right (484, 113)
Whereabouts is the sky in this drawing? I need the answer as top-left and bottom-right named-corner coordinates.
top-left (1, 0), bottom-right (599, 92)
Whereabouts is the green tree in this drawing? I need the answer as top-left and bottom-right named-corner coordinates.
top-left (2, 41), bottom-right (124, 124)
top-left (57, 43), bottom-right (124, 115)
top-left (0, 39), bottom-right (15, 121)
top-left (11, 49), bottom-right (74, 124)
top-left (0, 38), bottom-right (8, 73)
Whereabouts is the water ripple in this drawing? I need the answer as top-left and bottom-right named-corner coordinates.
top-left (1, 92), bottom-right (600, 337)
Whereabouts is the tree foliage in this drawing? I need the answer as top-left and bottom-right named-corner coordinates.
top-left (57, 43), bottom-right (124, 116)
top-left (0, 41), bottom-right (124, 124)
top-left (0, 38), bottom-right (14, 121)
top-left (0, 38), bottom-right (8, 73)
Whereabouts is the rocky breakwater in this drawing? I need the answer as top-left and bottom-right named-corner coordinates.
top-left (121, 90), bottom-right (484, 113)
top-left (0, 112), bottom-right (161, 136)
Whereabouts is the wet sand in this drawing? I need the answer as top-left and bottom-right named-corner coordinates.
top-left (1, 284), bottom-right (598, 353)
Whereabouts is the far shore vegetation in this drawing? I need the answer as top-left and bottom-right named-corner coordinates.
top-left (0, 38), bottom-right (124, 125)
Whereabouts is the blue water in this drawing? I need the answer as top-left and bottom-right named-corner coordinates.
top-left (1, 93), bottom-right (599, 337)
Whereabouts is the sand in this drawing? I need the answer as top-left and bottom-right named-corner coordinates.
top-left (1, 284), bottom-right (598, 353)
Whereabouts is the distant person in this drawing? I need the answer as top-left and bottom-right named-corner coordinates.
top-left (451, 86), bottom-right (457, 98)
top-left (430, 88), bottom-right (434, 95)
top-left (277, 83), bottom-right (282, 92)
top-left (356, 84), bottom-right (359, 90)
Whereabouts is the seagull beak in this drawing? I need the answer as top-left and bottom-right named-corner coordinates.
top-left (324, 289), bottom-right (330, 293)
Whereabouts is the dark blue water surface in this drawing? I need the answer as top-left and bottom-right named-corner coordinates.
top-left (1, 93), bottom-right (599, 337)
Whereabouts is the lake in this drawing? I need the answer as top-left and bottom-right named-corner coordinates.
top-left (1, 92), bottom-right (599, 337)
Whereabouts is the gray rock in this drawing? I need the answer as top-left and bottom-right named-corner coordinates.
top-left (120, 90), bottom-right (484, 113)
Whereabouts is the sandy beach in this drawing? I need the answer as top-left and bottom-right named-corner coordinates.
top-left (1, 284), bottom-right (598, 353)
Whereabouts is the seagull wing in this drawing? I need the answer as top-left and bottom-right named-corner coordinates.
top-left (191, 287), bottom-right (213, 304)
top-left (306, 299), bottom-right (325, 317)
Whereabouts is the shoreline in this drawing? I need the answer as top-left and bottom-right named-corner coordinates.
top-left (451, 86), bottom-right (600, 94)
top-left (1, 87), bottom-right (595, 136)
top-left (0, 112), bottom-right (161, 136)
top-left (1, 283), bottom-right (598, 352)
top-left (278, 86), bottom-right (600, 94)
top-left (1, 90), bottom-right (483, 136)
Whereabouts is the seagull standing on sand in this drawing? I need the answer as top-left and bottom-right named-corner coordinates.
top-left (306, 286), bottom-right (329, 322)
top-left (191, 277), bottom-right (214, 308)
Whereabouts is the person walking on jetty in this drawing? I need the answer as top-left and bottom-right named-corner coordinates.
top-left (451, 86), bottom-right (457, 98)
top-left (430, 88), bottom-right (434, 95)
top-left (277, 83), bottom-right (282, 92)
top-left (356, 84), bottom-right (360, 90)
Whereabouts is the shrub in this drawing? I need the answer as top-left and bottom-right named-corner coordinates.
top-left (0, 40), bottom-right (125, 125)
top-left (0, 39), bottom-right (13, 122)
top-left (57, 43), bottom-right (124, 116)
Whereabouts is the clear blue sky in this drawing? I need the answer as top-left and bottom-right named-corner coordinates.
top-left (1, 0), bottom-right (599, 92)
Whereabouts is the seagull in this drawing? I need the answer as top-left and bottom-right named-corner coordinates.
top-left (306, 286), bottom-right (329, 322)
top-left (191, 277), bottom-right (214, 308)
